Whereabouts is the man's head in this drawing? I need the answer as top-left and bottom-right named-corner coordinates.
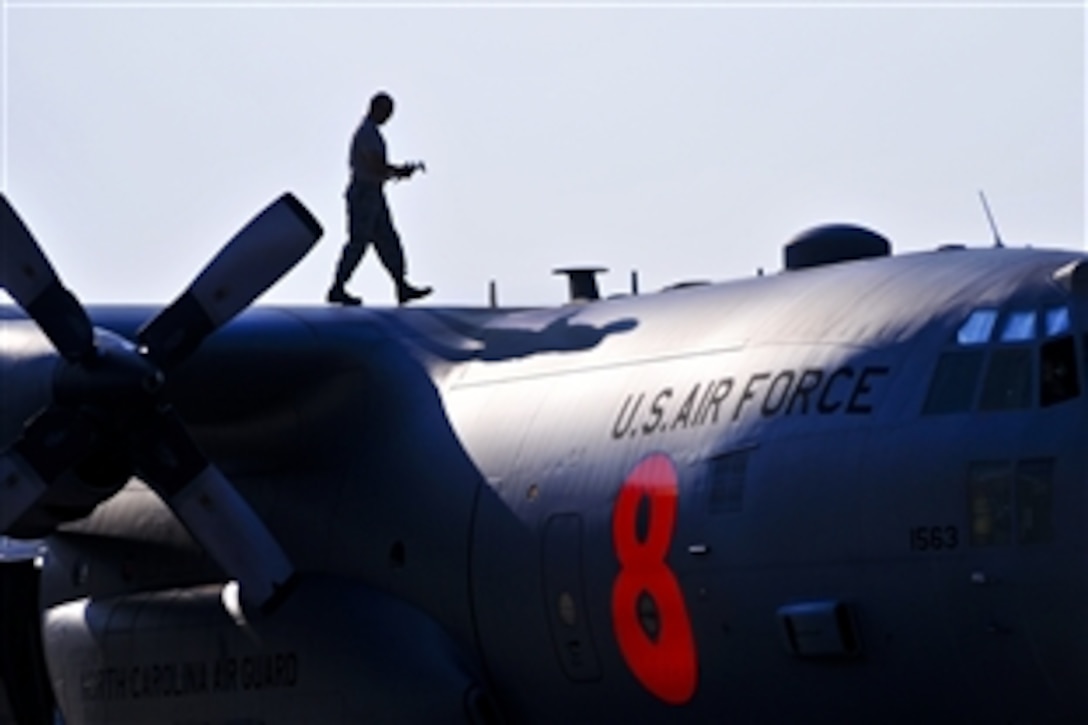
top-left (368, 92), bottom-right (395, 125)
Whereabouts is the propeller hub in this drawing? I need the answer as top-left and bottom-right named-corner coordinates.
top-left (53, 332), bottom-right (164, 410)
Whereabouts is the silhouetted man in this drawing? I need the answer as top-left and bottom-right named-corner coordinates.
top-left (327, 92), bottom-right (432, 306)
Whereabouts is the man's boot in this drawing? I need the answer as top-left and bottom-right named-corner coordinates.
top-left (396, 280), bottom-right (432, 306)
top-left (327, 283), bottom-right (362, 306)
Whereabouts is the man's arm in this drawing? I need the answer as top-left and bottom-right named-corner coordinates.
top-left (357, 151), bottom-right (423, 182)
top-left (389, 161), bottom-right (426, 180)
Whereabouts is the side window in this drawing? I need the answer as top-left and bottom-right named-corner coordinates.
top-left (967, 458), bottom-right (1055, 547)
top-left (1040, 336), bottom-right (1080, 407)
top-left (705, 449), bottom-right (751, 514)
top-left (923, 350), bottom-right (985, 414)
top-left (967, 462), bottom-right (1013, 546)
top-left (1015, 459), bottom-right (1054, 544)
top-left (979, 348), bottom-right (1033, 410)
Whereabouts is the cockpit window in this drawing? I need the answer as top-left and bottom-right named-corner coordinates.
top-left (979, 349), bottom-right (1033, 410)
top-left (957, 309), bottom-right (998, 345)
top-left (999, 311), bottom-right (1036, 343)
top-left (923, 351), bottom-right (984, 414)
top-left (925, 305), bottom-right (1080, 414)
top-left (1045, 307), bottom-right (1072, 337)
top-left (1041, 336), bottom-right (1080, 406)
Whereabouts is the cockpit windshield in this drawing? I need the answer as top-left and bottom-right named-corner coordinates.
top-left (924, 304), bottom-right (1080, 414)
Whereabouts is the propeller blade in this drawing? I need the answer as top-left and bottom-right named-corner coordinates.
top-left (0, 452), bottom-right (49, 533)
top-left (0, 406), bottom-right (100, 534)
top-left (138, 193), bottom-right (322, 370)
top-left (132, 409), bottom-right (295, 611)
top-left (0, 195), bottom-right (95, 362)
top-left (169, 462), bottom-right (296, 613)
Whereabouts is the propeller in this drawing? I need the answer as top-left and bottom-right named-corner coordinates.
top-left (0, 195), bottom-right (95, 362)
top-left (0, 193), bottom-right (322, 611)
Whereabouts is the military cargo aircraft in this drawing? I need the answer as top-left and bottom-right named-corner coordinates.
top-left (0, 191), bottom-right (1085, 723)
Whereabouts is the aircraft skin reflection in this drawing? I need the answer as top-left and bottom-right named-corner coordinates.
top-left (3, 233), bottom-right (1088, 723)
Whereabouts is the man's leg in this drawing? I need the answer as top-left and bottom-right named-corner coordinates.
top-left (328, 186), bottom-right (378, 305)
top-left (372, 194), bottom-right (431, 305)
top-left (332, 240), bottom-right (365, 286)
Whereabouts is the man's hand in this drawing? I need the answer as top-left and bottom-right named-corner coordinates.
top-left (391, 161), bottom-right (426, 181)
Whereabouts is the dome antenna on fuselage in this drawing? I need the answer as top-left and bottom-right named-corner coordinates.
top-left (978, 190), bottom-right (1005, 248)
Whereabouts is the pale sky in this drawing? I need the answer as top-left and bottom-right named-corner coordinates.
top-left (1, 2), bottom-right (1084, 308)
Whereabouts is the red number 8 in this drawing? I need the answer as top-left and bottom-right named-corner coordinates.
top-left (611, 454), bottom-right (697, 704)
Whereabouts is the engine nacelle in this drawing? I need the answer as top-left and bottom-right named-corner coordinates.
top-left (43, 575), bottom-right (500, 724)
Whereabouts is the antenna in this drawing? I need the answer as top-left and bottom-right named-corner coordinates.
top-left (978, 190), bottom-right (1005, 248)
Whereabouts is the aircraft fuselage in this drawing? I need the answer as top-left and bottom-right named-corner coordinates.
top-left (2, 245), bottom-right (1087, 723)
